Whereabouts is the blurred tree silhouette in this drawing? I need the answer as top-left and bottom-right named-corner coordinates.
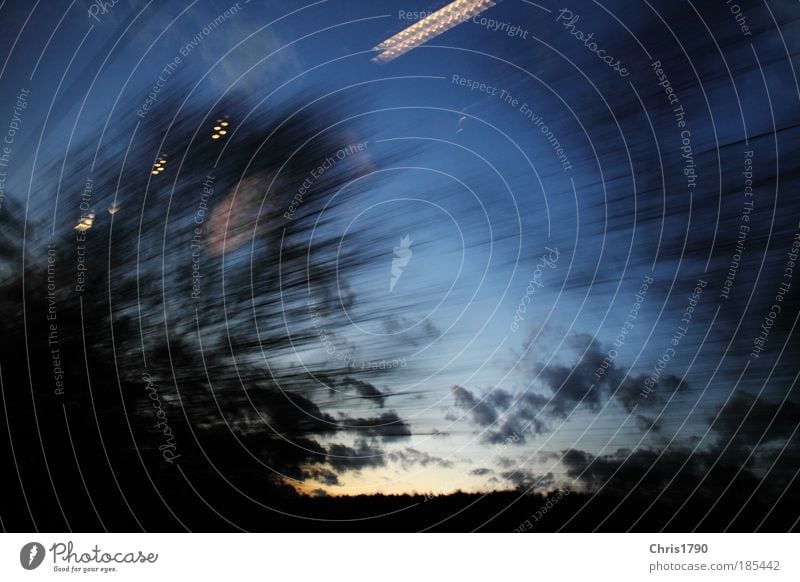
top-left (0, 91), bottom-right (415, 531)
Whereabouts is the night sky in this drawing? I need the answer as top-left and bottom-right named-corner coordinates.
top-left (1, 0), bottom-right (799, 531)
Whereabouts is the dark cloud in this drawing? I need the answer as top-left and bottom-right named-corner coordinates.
top-left (489, 392), bottom-right (550, 444)
top-left (710, 391), bottom-right (800, 465)
top-left (561, 447), bottom-right (701, 495)
top-left (636, 414), bottom-right (662, 432)
top-left (305, 467), bottom-right (340, 486)
top-left (535, 333), bottom-right (609, 417)
top-left (450, 330), bottom-right (696, 453)
top-left (511, 331), bottom-right (691, 433)
top-left (341, 411), bottom-right (411, 441)
top-left (470, 467), bottom-right (493, 476)
top-left (247, 389), bottom-right (338, 436)
top-left (382, 315), bottom-right (440, 345)
top-left (496, 457), bottom-right (516, 469)
top-left (327, 439), bottom-right (386, 472)
top-left (341, 376), bottom-right (386, 407)
top-left (500, 469), bottom-right (555, 489)
top-left (561, 388), bottom-right (800, 504)
top-left (561, 393), bottom-right (800, 498)
top-left (712, 391), bottom-right (800, 448)
top-left (451, 385), bottom-right (499, 426)
top-left (451, 386), bottom-right (548, 444)
top-left (617, 373), bottom-right (686, 413)
top-left (388, 447), bottom-right (453, 469)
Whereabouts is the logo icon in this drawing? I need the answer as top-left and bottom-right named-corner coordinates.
top-left (20, 542), bottom-right (45, 570)
top-left (390, 235), bottom-right (413, 292)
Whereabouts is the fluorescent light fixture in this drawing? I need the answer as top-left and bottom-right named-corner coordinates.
top-left (372, 0), bottom-right (496, 63)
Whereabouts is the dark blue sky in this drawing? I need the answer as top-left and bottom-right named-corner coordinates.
top-left (2, 0), bottom-right (799, 502)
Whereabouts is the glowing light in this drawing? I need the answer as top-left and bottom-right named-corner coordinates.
top-left (152, 154), bottom-right (167, 175)
top-left (108, 204), bottom-right (119, 215)
top-left (371, 0), bottom-right (495, 63)
top-left (212, 118), bottom-right (232, 140)
top-left (74, 211), bottom-right (95, 232)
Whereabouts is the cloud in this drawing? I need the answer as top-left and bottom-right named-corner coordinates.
top-left (341, 376), bottom-right (386, 407)
top-left (617, 373), bottom-right (686, 413)
top-left (710, 391), bottom-right (800, 465)
top-left (500, 469), bottom-right (555, 489)
top-left (560, 404), bottom-right (797, 503)
top-left (451, 385), bottom-right (499, 426)
top-left (327, 439), bottom-right (386, 472)
top-left (305, 467), bottom-right (340, 486)
top-left (388, 447), bottom-right (453, 469)
top-left (470, 467), bottom-right (493, 476)
top-left (560, 393), bottom-right (800, 498)
top-left (382, 315), bottom-right (440, 345)
top-left (636, 414), bottom-right (662, 432)
top-left (341, 411), bottom-right (411, 441)
top-left (513, 331), bottom-right (691, 430)
top-left (534, 332), bottom-right (609, 417)
top-left (561, 447), bottom-right (703, 495)
top-left (246, 389), bottom-right (338, 436)
top-left (451, 385), bottom-right (548, 444)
